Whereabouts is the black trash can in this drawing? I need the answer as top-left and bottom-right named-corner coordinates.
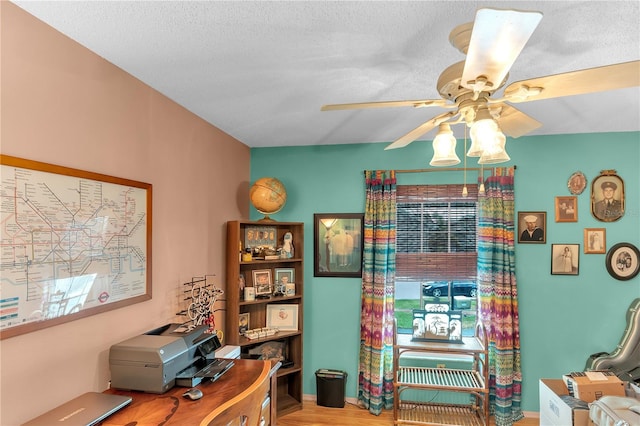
top-left (315, 369), bottom-right (347, 408)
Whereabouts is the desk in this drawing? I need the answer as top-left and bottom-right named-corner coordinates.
top-left (103, 359), bottom-right (279, 425)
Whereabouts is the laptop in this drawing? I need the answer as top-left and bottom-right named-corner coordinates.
top-left (22, 392), bottom-right (132, 426)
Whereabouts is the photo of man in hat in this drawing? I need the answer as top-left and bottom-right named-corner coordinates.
top-left (593, 180), bottom-right (623, 221)
top-left (520, 214), bottom-right (544, 242)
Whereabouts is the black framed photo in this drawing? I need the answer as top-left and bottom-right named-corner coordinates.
top-left (591, 170), bottom-right (625, 222)
top-left (313, 213), bottom-right (364, 277)
top-left (605, 243), bottom-right (640, 281)
top-left (551, 244), bottom-right (579, 275)
top-left (517, 211), bottom-right (546, 243)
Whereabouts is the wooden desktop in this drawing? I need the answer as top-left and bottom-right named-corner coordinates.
top-left (103, 359), bottom-right (279, 425)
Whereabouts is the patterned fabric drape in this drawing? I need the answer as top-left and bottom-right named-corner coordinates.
top-left (477, 166), bottom-right (523, 426)
top-left (358, 170), bottom-right (396, 415)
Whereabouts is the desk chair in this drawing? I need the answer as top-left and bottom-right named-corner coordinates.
top-left (201, 360), bottom-right (272, 426)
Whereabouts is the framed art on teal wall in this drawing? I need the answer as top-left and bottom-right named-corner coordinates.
top-left (313, 213), bottom-right (364, 277)
top-left (606, 243), bottom-right (640, 281)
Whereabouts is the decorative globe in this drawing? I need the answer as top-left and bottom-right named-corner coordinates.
top-left (249, 177), bottom-right (287, 221)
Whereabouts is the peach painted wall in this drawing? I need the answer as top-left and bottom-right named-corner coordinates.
top-left (0, 3), bottom-right (250, 424)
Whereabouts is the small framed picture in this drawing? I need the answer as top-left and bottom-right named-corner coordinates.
top-left (517, 211), bottom-right (546, 243)
top-left (551, 244), bottom-right (580, 275)
top-left (274, 268), bottom-right (295, 285)
top-left (266, 304), bottom-right (298, 331)
top-left (555, 196), bottom-right (578, 222)
top-left (252, 269), bottom-right (272, 296)
top-left (605, 243), bottom-right (640, 281)
top-left (239, 312), bottom-right (250, 335)
top-left (584, 228), bottom-right (606, 254)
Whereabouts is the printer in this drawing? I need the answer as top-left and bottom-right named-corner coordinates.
top-left (109, 323), bottom-right (229, 393)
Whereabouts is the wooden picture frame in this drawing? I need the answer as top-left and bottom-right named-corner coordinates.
top-left (0, 155), bottom-right (152, 340)
top-left (555, 196), bottom-right (578, 222)
top-left (517, 211), bottom-right (546, 243)
top-left (313, 213), bottom-right (364, 277)
top-left (266, 304), bottom-right (298, 331)
top-left (606, 243), bottom-right (640, 281)
top-left (551, 244), bottom-right (580, 275)
top-left (584, 228), bottom-right (606, 254)
top-left (591, 170), bottom-right (625, 222)
top-left (252, 269), bottom-right (272, 296)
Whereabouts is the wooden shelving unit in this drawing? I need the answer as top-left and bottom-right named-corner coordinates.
top-left (225, 220), bottom-right (304, 418)
top-left (393, 322), bottom-right (490, 426)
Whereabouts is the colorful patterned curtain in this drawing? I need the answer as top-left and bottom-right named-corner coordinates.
top-left (477, 166), bottom-right (523, 426)
top-left (358, 170), bottom-right (396, 415)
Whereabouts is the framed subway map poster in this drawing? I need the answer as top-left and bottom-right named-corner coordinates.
top-left (0, 155), bottom-right (152, 339)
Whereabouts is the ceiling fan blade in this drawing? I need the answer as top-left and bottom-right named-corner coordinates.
top-left (461, 8), bottom-right (543, 92)
top-left (495, 104), bottom-right (542, 138)
top-left (384, 112), bottom-right (455, 150)
top-left (321, 99), bottom-right (450, 111)
top-left (504, 60), bottom-right (640, 103)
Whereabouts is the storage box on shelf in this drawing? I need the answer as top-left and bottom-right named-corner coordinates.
top-left (393, 321), bottom-right (489, 426)
top-left (225, 220), bottom-right (304, 417)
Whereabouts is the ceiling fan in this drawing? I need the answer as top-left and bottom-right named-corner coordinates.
top-left (321, 8), bottom-right (640, 162)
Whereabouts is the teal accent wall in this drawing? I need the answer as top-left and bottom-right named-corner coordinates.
top-left (250, 131), bottom-right (640, 412)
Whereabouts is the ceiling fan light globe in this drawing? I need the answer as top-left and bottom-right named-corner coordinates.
top-left (478, 132), bottom-right (510, 164)
top-left (430, 126), bottom-right (460, 166)
top-left (468, 117), bottom-right (498, 156)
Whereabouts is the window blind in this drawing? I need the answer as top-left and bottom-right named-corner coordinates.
top-left (396, 184), bottom-right (478, 282)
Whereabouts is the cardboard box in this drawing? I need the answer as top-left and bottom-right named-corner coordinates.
top-left (563, 371), bottom-right (625, 403)
top-left (539, 379), bottom-right (590, 426)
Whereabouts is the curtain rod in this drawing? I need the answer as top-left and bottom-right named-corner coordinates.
top-left (364, 165), bottom-right (517, 174)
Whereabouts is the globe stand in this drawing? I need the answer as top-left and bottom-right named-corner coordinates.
top-left (258, 215), bottom-right (276, 222)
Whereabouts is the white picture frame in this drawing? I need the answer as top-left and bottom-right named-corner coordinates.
top-left (266, 304), bottom-right (298, 331)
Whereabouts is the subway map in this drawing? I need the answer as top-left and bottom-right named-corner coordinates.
top-left (0, 160), bottom-right (149, 334)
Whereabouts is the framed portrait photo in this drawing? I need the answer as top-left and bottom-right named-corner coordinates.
top-left (274, 268), bottom-right (295, 285)
top-left (584, 228), bottom-right (606, 254)
top-left (591, 170), bottom-right (625, 222)
top-left (517, 211), bottom-right (546, 244)
top-left (239, 312), bottom-right (250, 335)
top-left (314, 213), bottom-right (364, 277)
top-left (605, 243), bottom-right (640, 281)
top-left (252, 269), bottom-right (272, 296)
top-left (551, 244), bottom-right (580, 275)
top-left (568, 171), bottom-right (587, 195)
top-left (555, 196), bottom-right (577, 222)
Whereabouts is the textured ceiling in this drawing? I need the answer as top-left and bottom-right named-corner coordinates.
top-left (12, 1), bottom-right (640, 148)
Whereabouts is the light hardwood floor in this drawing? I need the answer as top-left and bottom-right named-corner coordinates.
top-left (277, 401), bottom-right (540, 426)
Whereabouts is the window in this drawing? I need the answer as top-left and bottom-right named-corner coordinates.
top-left (394, 184), bottom-right (478, 335)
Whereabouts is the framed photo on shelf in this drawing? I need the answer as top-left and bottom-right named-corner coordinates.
top-left (266, 304), bottom-right (298, 331)
top-left (517, 211), bottom-right (546, 243)
top-left (584, 228), bottom-right (606, 254)
top-left (244, 225), bottom-right (277, 249)
top-left (605, 243), bottom-right (640, 281)
top-left (239, 312), bottom-right (250, 335)
top-left (313, 213), bottom-right (364, 277)
top-left (551, 244), bottom-right (580, 275)
top-left (252, 269), bottom-right (272, 296)
top-left (274, 268), bottom-right (295, 285)
top-left (555, 196), bottom-right (578, 222)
